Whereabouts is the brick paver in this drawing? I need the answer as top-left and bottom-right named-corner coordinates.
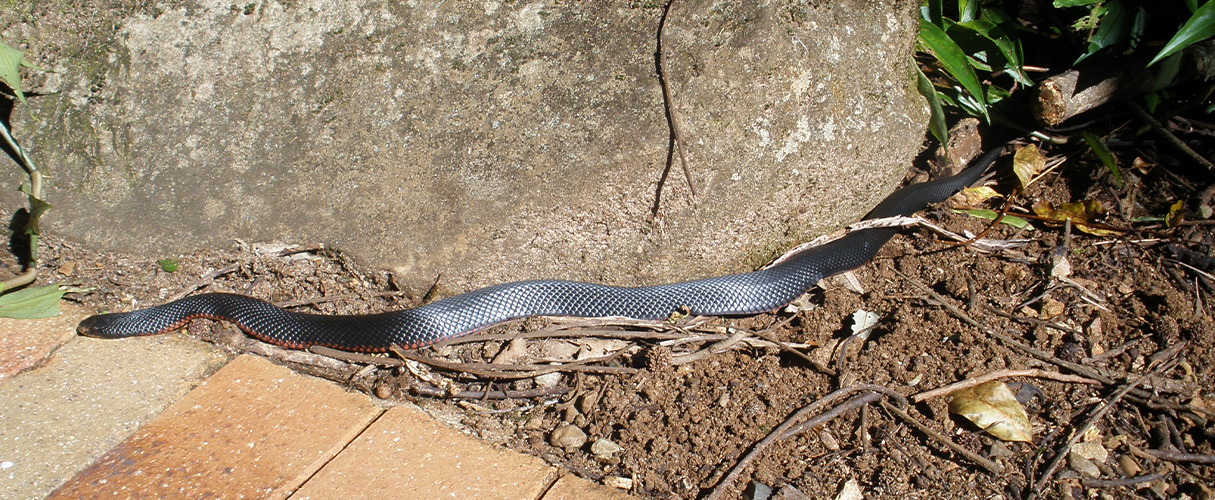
top-left (290, 404), bottom-right (556, 500)
top-left (0, 304), bottom-right (87, 382)
top-left (541, 474), bottom-right (638, 500)
top-left (0, 332), bottom-right (226, 500)
top-left (47, 354), bottom-right (382, 500)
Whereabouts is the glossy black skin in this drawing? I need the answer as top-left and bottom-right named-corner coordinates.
top-left (79, 146), bottom-right (1003, 352)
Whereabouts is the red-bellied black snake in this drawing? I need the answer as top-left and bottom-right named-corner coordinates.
top-left (78, 146), bottom-right (1004, 352)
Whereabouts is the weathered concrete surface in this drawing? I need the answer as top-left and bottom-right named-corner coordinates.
top-left (4, 0), bottom-right (927, 294)
top-left (0, 304), bottom-right (85, 382)
top-left (48, 354), bottom-right (382, 500)
top-left (0, 333), bottom-right (227, 500)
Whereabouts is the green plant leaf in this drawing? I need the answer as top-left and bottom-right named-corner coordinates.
top-left (959, 0), bottom-right (980, 22)
top-left (916, 65), bottom-right (949, 147)
top-left (919, 19), bottom-right (989, 120)
top-left (1081, 131), bottom-right (1122, 188)
top-left (956, 208), bottom-right (1034, 230)
top-left (17, 183), bottom-right (51, 235)
top-left (0, 284), bottom-right (91, 319)
top-left (1149, 0), bottom-right (1215, 66)
top-left (1053, 0), bottom-right (1104, 7)
top-left (1153, 52), bottom-right (1183, 90)
top-left (985, 84), bottom-right (1012, 105)
top-left (922, 0), bottom-right (944, 26)
top-left (1077, 0), bottom-right (1134, 64)
top-left (957, 19), bottom-right (1033, 86)
top-left (0, 40), bottom-right (28, 104)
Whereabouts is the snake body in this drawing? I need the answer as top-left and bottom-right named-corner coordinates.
top-left (78, 147), bottom-right (1002, 352)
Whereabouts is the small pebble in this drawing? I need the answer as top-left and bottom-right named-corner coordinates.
top-left (773, 484), bottom-right (810, 500)
top-left (549, 424), bottom-right (587, 450)
top-left (534, 372), bottom-right (562, 388)
top-left (603, 476), bottom-right (633, 490)
top-left (1070, 440), bottom-right (1108, 462)
top-left (988, 441), bottom-right (1014, 458)
top-left (1118, 454), bottom-right (1142, 476)
top-left (591, 438), bottom-right (623, 459)
top-left (820, 430), bottom-right (840, 451)
top-left (1067, 452), bottom-right (1101, 478)
top-left (836, 478), bottom-right (863, 500)
top-left (577, 393), bottom-right (598, 413)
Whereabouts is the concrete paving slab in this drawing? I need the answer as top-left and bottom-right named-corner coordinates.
top-left (542, 474), bottom-right (638, 500)
top-left (0, 304), bottom-right (88, 382)
top-left (0, 332), bottom-right (228, 500)
top-left (47, 354), bottom-right (382, 500)
top-left (289, 405), bottom-right (557, 500)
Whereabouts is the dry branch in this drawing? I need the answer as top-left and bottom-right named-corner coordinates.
top-left (1033, 40), bottom-right (1215, 126)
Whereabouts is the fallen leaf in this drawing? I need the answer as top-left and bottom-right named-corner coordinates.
top-left (954, 185), bottom-right (1003, 206)
top-left (948, 380), bottom-right (1034, 442)
top-left (1012, 144), bottom-right (1045, 190)
top-left (850, 309), bottom-right (879, 340)
top-left (1131, 156), bottom-right (1155, 174)
top-left (1032, 200), bottom-right (1122, 236)
top-left (1166, 199), bottom-right (1185, 228)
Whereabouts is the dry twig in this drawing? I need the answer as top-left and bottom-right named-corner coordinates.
top-left (879, 400), bottom-right (1005, 474)
top-left (1128, 101), bottom-right (1215, 172)
top-left (705, 385), bottom-right (905, 500)
top-left (168, 263), bottom-right (241, 301)
top-left (392, 346), bottom-right (635, 379)
top-left (410, 385), bottom-right (570, 400)
top-left (671, 328), bottom-right (749, 366)
top-left (310, 345), bottom-right (404, 367)
top-left (896, 271), bottom-right (1201, 402)
top-left (1141, 449), bottom-right (1215, 464)
top-left (1029, 348), bottom-right (1182, 498)
top-left (1080, 473), bottom-right (1169, 488)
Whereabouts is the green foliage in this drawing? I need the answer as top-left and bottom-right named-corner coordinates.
top-left (916, 0), bottom-right (1213, 142)
top-left (955, 208), bottom-right (1034, 230)
top-left (1081, 132), bottom-right (1122, 188)
top-left (0, 285), bottom-right (91, 319)
top-left (1149, 0), bottom-right (1215, 65)
top-left (916, 65), bottom-right (949, 146)
top-left (917, 0), bottom-right (1032, 126)
top-left (0, 39), bottom-right (57, 299)
top-left (0, 41), bottom-right (48, 105)
top-left (919, 19), bottom-right (990, 121)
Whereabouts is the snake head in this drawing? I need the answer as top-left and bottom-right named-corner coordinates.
top-left (76, 313), bottom-right (118, 338)
top-left (76, 310), bottom-right (163, 339)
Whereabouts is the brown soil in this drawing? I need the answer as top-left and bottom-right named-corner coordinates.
top-left (34, 150), bottom-right (1215, 499)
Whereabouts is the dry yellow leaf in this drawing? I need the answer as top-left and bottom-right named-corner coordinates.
top-left (947, 380), bottom-right (1034, 443)
top-left (953, 185), bottom-right (1003, 206)
top-left (1032, 200), bottom-right (1122, 236)
top-left (1012, 144), bottom-right (1045, 190)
